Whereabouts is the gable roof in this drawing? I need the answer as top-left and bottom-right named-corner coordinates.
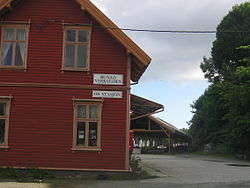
top-left (0, 0), bottom-right (151, 82)
top-left (148, 115), bottom-right (191, 140)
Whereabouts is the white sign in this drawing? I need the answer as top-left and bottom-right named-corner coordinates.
top-left (92, 91), bottom-right (123, 99)
top-left (93, 74), bottom-right (123, 85)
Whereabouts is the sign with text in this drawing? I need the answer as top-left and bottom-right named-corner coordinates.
top-left (92, 91), bottom-right (123, 99)
top-left (93, 74), bottom-right (123, 85)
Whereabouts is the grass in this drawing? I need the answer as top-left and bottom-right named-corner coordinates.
top-left (0, 166), bottom-right (55, 182)
top-left (0, 167), bottom-right (157, 183)
top-left (0, 156), bottom-right (158, 183)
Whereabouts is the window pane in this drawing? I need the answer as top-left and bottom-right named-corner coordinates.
top-left (77, 122), bottom-right (85, 146)
top-left (0, 119), bottom-right (5, 144)
top-left (89, 122), bottom-right (97, 146)
top-left (15, 43), bottom-right (25, 66)
top-left (89, 105), bottom-right (98, 119)
top-left (77, 105), bottom-right (86, 118)
top-left (67, 30), bottom-right (76, 42)
top-left (3, 43), bottom-right (13, 66)
top-left (0, 103), bottom-right (6, 116)
top-left (65, 44), bottom-right (75, 67)
top-left (4, 28), bottom-right (14, 40)
top-left (78, 30), bottom-right (88, 42)
top-left (16, 28), bottom-right (26, 40)
top-left (77, 45), bottom-right (87, 68)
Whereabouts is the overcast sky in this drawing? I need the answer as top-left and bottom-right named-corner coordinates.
top-left (92, 0), bottom-right (248, 129)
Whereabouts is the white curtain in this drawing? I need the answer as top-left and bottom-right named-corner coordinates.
top-left (17, 29), bottom-right (26, 41)
top-left (3, 43), bottom-right (12, 65)
top-left (15, 43), bottom-right (25, 66)
top-left (3, 28), bottom-right (26, 66)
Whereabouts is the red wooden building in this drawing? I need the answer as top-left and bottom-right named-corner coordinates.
top-left (0, 0), bottom-right (151, 171)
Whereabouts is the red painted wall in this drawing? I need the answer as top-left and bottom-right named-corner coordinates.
top-left (0, 0), bottom-right (129, 171)
top-left (0, 0), bottom-right (128, 85)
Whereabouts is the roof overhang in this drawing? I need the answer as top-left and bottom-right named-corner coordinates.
top-left (131, 94), bottom-right (164, 120)
top-left (75, 0), bottom-right (151, 82)
top-left (148, 115), bottom-right (191, 140)
top-left (0, 0), bottom-right (151, 82)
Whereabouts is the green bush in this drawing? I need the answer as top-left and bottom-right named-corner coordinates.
top-left (0, 164), bottom-right (54, 180)
top-left (0, 166), bottom-right (20, 179)
top-left (130, 156), bottom-right (141, 174)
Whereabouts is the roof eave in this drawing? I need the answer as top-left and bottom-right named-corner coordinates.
top-left (0, 0), bottom-right (152, 82)
top-left (76, 0), bottom-right (152, 81)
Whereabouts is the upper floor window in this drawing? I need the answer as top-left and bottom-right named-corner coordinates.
top-left (0, 25), bottom-right (29, 69)
top-left (0, 97), bottom-right (11, 148)
top-left (62, 26), bottom-right (91, 71)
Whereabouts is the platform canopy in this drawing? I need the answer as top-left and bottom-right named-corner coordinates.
top-left (131, 94), bottom-right (164, 120)
top-left (148, 115), bottom-right (190, 140)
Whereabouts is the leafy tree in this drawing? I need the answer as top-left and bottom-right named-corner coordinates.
top-left (190, 67), bottom-right (250, 156)
top-left (201, 2), bottom-right (250, 82)
top-left (200, 57), bottom-right (218, 82)
top-left (180, 128), bottom-right (190, 135)
top-left (190, 2), bottom-right (250, 158)
top-left (189, 84), bottom-right (228, 150)
top-left (222, 66), bottom-right (250, 157)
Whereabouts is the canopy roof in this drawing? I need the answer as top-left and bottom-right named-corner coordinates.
top-left (0, 0), bottom-right (151, 82)
top-left (148, 115), bottom-right (191, 140)
top-left (131, 94), bottom-right (164, 120)
top-left (131, 115), bottom-right (191, 141)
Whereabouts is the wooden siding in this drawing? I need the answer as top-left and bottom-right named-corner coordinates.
top-left (0, 87), bottom-right (127, 170)
top-left (0, 0), bottom-right (151, 82)
top-left (0, 0), bottom-right (128, 85)
top-left (0, 0), bottom-right (129, 171)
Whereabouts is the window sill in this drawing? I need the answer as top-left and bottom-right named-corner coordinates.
top-left (61, 68), bottom-right (90, 72)
top-left (0, 145), bottom-right (9, 149)
top-left (71, 147), bottom-right (102, 152)
top-left (0, 66), bottom-right (27, 71)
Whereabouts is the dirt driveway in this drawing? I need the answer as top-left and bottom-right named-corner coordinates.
top-left (1, 154), bottom-right (250, 188)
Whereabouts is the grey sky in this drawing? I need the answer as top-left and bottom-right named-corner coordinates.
top-left (92, 0), bottom-right (248, 84)
top-left (91, 0), bottom-right (249, 128)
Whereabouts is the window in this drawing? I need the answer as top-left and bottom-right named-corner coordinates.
top-left (0, 98), bottom-right (11, 148)
top-left (0, 25), bottom-right (29, 69)
top-left (62, 27), bottom-right (91, 71)
top-left (72, 100), bottom-right (102, 150)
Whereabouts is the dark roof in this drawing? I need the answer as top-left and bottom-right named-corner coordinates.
top-left (131, 94), bottom-right (164, 119)
top-left (148, 115), bottom-right (191, 140)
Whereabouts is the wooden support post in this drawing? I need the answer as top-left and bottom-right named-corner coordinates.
top-left (148, 119), bottom-right (151, 130)
top-left (169, 131), bottom-right (171, 153)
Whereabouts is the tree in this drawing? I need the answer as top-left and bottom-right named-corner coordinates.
top-left (189, 84), bottom-right (228, 150)
top-left (222, 66), bottom-right (250, 158)
top-left (190, 67), bottom-right (250, 156)
top-left (201, 2), bottom-right (250, 82)
top-left (190, 2), bottom-right (250, 158)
